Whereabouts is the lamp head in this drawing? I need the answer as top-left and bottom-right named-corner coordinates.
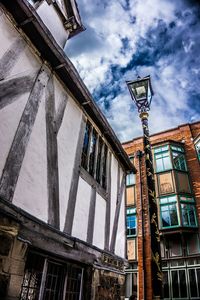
top-left (126, 75), bottom-right (154, 113)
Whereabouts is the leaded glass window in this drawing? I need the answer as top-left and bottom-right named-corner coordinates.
top-left (20, 253), bottom-right (84, 300)
top-left (81, 121), bottom-right (108, 189)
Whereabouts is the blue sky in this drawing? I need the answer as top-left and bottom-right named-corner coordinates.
top-left (66, 0), bottom-right (200, 142)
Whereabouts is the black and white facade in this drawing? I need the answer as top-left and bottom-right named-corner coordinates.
top-left (0, 1), bottom-right (135, 299)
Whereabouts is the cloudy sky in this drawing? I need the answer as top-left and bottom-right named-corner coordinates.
top-left (65, 0), bottom-right (200, 142)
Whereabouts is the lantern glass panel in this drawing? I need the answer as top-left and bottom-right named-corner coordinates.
top-left (131, 80), bottom-right (148, 101)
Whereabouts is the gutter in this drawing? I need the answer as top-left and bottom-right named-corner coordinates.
top-left (1, 0), bottom-right (136, 173)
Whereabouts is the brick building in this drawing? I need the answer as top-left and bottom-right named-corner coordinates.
top-left (123, 121), bottom-right (200, 300)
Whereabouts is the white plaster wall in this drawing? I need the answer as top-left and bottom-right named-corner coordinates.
top-left (115, 185), bottom-right (126, 258)
top-left (0, 95), bottom-right (28, 178)
top-left (0, 10), bottom-right (41, 78)
top-left (72, 177), bottom-right (91, 241)
top-left (57, 87), bottom-right (82, 230)
top-left (110, 154), bottom-right (118, 245)
top-left (0, 11), bottom-right (18, 58)
top-left (37, 2), bottom-right (68, 48)
top-left (13, 90), bottom-right (48, 222)
top-left (93, 193), bottom-right (106, 249)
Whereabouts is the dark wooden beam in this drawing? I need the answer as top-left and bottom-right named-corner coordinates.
top-left (0, 38), bottom-right (26, 80)
top-left (54, 92), bottom-right (68, 134)
top-left (64, 116), bottom-right (86, 234)
top-left (0, 74), bottom-right (35, 110)
top-left (110, 170), bottom-right (125, 253)
top-left (45, 76), bottom-right (60, 229)
top-left (0, 67), bottom-right (49, 201)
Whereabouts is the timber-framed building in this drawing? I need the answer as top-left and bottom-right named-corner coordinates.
top-left (0, 1), bottom-right (135, 299)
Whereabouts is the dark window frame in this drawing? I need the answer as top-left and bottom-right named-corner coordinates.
top-left (81, 120), bottom-right (108, 190)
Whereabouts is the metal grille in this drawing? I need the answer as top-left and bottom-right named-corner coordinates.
top-left (20, 252), bottom-right (83, 300)
top-left (20, 253), bottom-right (44, 300)
top-left (43, 261), bottom-right (65, 300)
top-left (65, 263), bottom-right (83, 300)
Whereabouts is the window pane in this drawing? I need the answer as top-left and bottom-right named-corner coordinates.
top-left (176, 172), bottom-right (191, 193)
top-left (127, 215), bottom-right (136, 236)
top-left (169, 236), bottom-right (182, 257)
top-left (125, 273), bottom-right (132, 298)
top-left (155, 151), bottom-right (171, 172)
top-left (126, 186), bottom-right (135, 206)
top-left (197, 269), bottom-right (200, 297)
top-left (172, 151), bottom-right (187, 171)
top-left (161, 203), bottom-right (178, 228)
top-left (161, 209), bottom-right (170, 227)
top-left (187, 234), bottom-right (200, 255)
top-left (43, 262), bottom-right (65, 300)
top-left (163, 271), bottom-right (169, 298)
top-left (126, 173), bottom-right (136, 186)
top-left (81, 122), bottom-right (91, 169)
top-left (158, 172), bottom-right (174, 195)
top-left (172, 271), bottom-right (179, 298)
top-left (170, 207), bottom-right (178, 226)
top-left (96, 137), bottom-right (103, 183)
top-left (155, 158), bottom-right (164, 172)
top-left (189, 269), bottom-right (198, 297)
top-left (181, 204), bottom-right (197, 227)
top-left (163, 155), bottom-right (172, 170)
top-left (102, 145), bottom-right (108, 189)
top-left (88, 129), bottom-right (97, 176)
top-left (195, 140), bottom-right (200, 161)
top-left (179, 270), bottom-right (187, 298)
top-left (127, 239), bottom-right (136, 260)
top-left (20, 253), bottom-right (44, 300)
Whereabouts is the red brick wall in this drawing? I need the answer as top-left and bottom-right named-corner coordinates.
top-left (123, 122), bottom-right (200, 300)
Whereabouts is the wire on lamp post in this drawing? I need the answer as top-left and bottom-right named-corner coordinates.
top-left (126, 76), bottom-right (162, 300)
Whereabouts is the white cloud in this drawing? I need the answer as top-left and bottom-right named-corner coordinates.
top-left (66, 0), bottom-right (200, 142)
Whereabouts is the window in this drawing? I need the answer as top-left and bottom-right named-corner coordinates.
top-left (176, 172), bottom-right (191, 193)
top-left (127, 208), bottom-right (137, 236)
top-left (126, 173), bottom-right (136, 186)
top-left (126, 171), bottom-right (136, 206)
top-left (168, 236), bottom-right (182, 257)
top-left (186, 234), bottom-right (200, 255)
top-left (126, 186), bottom-right (136, 206)
top-left (125, 272), bottom-right (137, 299)
top-left (171, 145), bottom-right (187, 171)
top-left (195, 138), bottom-right (200, 161)
top-left (127, 239), bottom-right (137, 260)
top-left (154, 146), bottom-right (172, 172)
top-left (181, 203), bottom-right (197, 227)
top-left (160, 196), bottom-right (179, 228)
top-left (81, 121), bottom-right (108, 189)
top-left (20, 252), bottom-right (84, 300)
top-left (157, 172), bottom-right (174, 195)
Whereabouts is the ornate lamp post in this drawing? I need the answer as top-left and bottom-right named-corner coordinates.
top-left (126, 76), bottom-right (162, 299)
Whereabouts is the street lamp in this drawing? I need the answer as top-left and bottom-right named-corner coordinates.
top-left (126, 76), bottom-right (162, 300)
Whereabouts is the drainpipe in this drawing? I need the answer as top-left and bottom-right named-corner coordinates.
top-left (136, 150), bottom-right (146, 300)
